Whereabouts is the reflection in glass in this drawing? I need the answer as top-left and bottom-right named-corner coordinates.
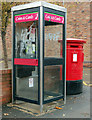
top-left (45, 24), bottom-right (63, 58)
top-left (44, 65), bottom-right (63, 100)
top-left (15, 20), bottom-right (39, 101)
top-left (16, 65), bottom-right (38, 101)
top-left (15, 21), bottom-right (38, 59)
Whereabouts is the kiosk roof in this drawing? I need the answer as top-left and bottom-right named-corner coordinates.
top-left (11, 1), bottom-right (67, 13)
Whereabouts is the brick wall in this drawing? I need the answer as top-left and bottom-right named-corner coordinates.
top-left (0, 69), bottom-right (12, 104)
top-left (65, 2), bottom-right (90, 62)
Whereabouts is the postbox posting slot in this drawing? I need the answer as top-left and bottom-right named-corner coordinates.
top-left (70, 44), bottom-right (83, 49)
top-left (70, 45), bottom-right (79, 48)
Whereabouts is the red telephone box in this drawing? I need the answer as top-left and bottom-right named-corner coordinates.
top-left (59, 38), bottom-right (86, 95)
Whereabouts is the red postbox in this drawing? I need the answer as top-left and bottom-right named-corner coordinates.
top-left (59, 38), bottom-right (86, 95)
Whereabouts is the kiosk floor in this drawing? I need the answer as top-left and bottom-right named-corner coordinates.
top-left (7, 99), bottom-right (64, 116)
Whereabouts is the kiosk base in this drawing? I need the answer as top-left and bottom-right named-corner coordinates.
top-left (66, 80), bottom-right (83, 95)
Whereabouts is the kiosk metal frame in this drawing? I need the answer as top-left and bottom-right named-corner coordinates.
top-left (11, 1), bottom-right (67, 112)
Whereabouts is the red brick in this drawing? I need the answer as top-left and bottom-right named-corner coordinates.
top-left (7, 69), bottom-right (12, 73)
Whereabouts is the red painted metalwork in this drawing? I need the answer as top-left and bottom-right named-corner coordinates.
top-left (14, 58), bottom-right (38, 66)
top-left (59, 38), bottom-right (86, 81)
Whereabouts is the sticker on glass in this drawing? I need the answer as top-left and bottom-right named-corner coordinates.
top-left (73, 54), bottom-right (77, 62)
top-left (29, 78), bottom-right (33, 87)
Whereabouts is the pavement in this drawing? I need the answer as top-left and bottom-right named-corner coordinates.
top-left (1, 67), bottom-right (92, 119)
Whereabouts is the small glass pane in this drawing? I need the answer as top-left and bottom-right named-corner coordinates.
top-left (16, 65), bottom-right (38, 101)
top-left (15, 21), bottom-right (38, 59)
top-left (44, 65), bottom-right (63, 100)
top-left (45, 22), bottom-right (63, 58)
